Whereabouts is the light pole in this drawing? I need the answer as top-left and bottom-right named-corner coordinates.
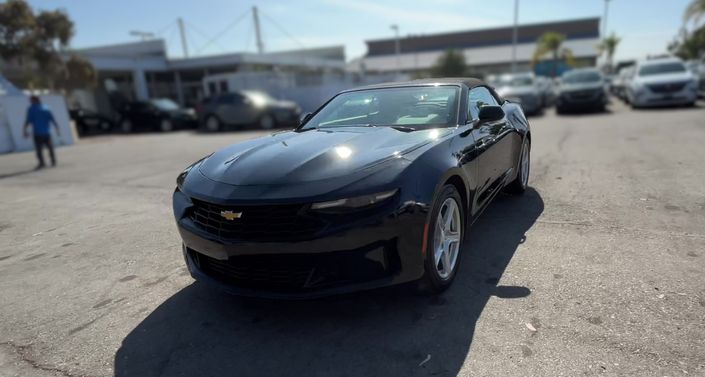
top-left (391, 24), bottom-right (401, 78)
top-left (511, 0), bottom-right (519, 73)
top-left (602, 0), bottom-right (612, 39)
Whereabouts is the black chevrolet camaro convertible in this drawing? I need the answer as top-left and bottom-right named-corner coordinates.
top-left (173, 78), bottom-right (531, 298)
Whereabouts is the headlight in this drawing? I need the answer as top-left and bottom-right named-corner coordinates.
top-left (176, 154), bottom-right (212, 190)
top-left (310, 189), bottom-right (398, 211)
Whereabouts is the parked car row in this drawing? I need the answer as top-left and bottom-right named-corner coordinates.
top-left (69, 91), bottom-right (303, 136)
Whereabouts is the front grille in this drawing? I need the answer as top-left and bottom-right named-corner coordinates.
top-left (188, 199), bottom-right (325, 241)
top-left (647, 82), bottom-right (687, 93)
top-left (188, 240), bottom-right (397, 292)
top-left (567, 89), bottom-right (600, 101)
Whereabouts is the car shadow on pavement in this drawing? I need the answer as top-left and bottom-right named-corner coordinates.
top-left (114, 188), bottom-right (544, 377)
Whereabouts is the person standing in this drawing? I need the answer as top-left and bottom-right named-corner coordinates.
top-left (23, 96), bottom-right (61, 169)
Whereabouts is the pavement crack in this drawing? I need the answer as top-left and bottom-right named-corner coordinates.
top-left (0, 341), bottom-right (93, 377)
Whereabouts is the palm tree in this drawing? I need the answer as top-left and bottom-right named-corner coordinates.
top-left (532, 32), bottom-right (574, 78)
top-left (598, 33), bottom-right (621, 73)
top-left (684, 0), bottom-right (705, 24)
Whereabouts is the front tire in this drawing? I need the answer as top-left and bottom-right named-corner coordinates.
top-left (419, 185), bottom-right (464, 293)
top-left (506, 137), bottom-right (530, 194)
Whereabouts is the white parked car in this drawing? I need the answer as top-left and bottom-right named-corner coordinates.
top-left (494, 73), bottom-right (543, 115)
top-left (626, 58), bottom-right (698, 108)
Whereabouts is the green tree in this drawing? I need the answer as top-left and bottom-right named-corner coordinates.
top-left (532, 32), bottom-right (575, 78)
top-left (431, 49), bottom-right (467, 77)
top-left (598, 33), bottom-right (621, 72)
top-left (684, 0), bottom-right (705, 24)
top-left (56, 55), bottom-right (97, 90)
top-left (669, 24), bottom-right (705, 59)
top-left (0, 0), bottom-right (80, 89)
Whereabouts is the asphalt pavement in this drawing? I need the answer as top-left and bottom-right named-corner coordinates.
top-left (1, 100), bottom-right (704, 377)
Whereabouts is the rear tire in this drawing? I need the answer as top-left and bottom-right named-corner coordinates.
top-left (259, 113), bottom-right (276, 130)
top-left (204, 115), bottom-right (221, 132)
top-left (418, 185), bottom-right (464, 294)
top-left (160, 119), bottom-right (173, 132)
top-left (506, 137), bottom-right (530, 194)
top-left (120, 119), bottom-right (133, 133)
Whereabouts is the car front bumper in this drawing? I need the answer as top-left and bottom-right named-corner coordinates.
top-left (631, 89), bottom-right (697, 107)
top-left (556, 90), bottom-right (607, 109)
top-left (173, 189), bottom-right (429, 299)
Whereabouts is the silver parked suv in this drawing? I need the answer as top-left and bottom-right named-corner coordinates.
top-left (199, 91), bottom-right (301, 131)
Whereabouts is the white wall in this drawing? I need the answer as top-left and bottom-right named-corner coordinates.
top-left (0, 94), bottom-right (74, 154)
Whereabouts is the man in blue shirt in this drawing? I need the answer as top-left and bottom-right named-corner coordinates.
top-left (23, 96), bottom-right (61, 169)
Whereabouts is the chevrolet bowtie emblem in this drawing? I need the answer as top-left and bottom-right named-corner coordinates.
top-left (220, 210), bottom-right (242, 221)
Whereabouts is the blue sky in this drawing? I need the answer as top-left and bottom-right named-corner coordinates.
top-left (27, 0), bottom-right (695, 62)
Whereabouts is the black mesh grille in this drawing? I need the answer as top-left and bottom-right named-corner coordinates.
top-left (188, 199), bottom-right (325, 241)
top-left (188, 240), bottom-right (397, 292)
top-left (647, 82), bottom-right (687, 93)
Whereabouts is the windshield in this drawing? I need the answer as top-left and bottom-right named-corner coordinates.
top-left (150, 99), bottom-right (179, 110)
top-left (638, 62), bottom-right (686, 76)
top-left (302, 86), bottom-right (460, 130)
top-left (498, 76), bottom-right (534, 87)
top-left (562, 71), bottom-right (602, 84)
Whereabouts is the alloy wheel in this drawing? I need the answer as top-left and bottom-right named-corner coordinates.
top-left (206, 116), bottom-right (220, 132)
top-left (433, 197), bottom-right (462, 279)
top-left (160, 119), bottom-right (173, 132)
top-left (121, 120), bottom-right (132, 133)
top-left (260, 114), bottom-right (275, 129)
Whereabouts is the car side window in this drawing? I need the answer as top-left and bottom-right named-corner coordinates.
top-left (216, 94), bottom-right (243, 105)
top-left (468, 87), bottom-right (499, 121)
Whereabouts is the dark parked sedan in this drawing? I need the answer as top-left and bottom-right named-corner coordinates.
top-left (556, 68), bottom-right (608, 113)
top-left (118, 98), bottom-right (197, 133)
top-left (69, 108), bottom-right (113, 135)
top-left (199, 91), bottom-right (301, 132)
top-left (173, 78), bottom-right (531, 298)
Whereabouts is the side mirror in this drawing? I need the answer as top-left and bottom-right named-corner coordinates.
top-left (477, 105), bottom-right (505, 123)
top-left (299, 112), bottom-right (313, 126)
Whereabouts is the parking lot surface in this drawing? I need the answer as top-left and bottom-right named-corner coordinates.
top-left (1, 101), bottom-right (704, 377)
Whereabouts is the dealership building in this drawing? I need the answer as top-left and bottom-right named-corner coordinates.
top-left (70, 40), bottom-right (347, 109)
top-left (358, 18), bottom-right (601, 76)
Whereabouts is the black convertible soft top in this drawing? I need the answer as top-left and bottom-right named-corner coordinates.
top-left (347, 77), bottom-right (504, 103)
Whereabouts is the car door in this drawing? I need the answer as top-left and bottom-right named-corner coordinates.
top-left (467, 87), bottom-right (507, 207)
top-left (217, 93), bottom-right (253, 125)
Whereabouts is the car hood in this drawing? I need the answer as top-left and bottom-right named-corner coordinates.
top-left (198, 127), bottom-right (449, 186)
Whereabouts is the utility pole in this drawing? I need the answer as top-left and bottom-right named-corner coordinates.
top-left (602, 0), bottom-right (611, 39)
top-left (253, 6), bottom-right (264, 54)
top-left (391, 24), bottom-right (401, 78)
top-left (511, 0), bottom-right (519, 73)
top-left (177, 18), bottom-right (189, 58)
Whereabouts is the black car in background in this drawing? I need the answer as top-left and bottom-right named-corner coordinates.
top-left (69, 108), bottom-right (114, 136)
top-left (118, 98), bottom-right (197, 133)
top-left (173, 78), bottom-right (531, 298)
top-left (198, 91), bottom-right (301, 132)
top-left (555, 68), bottom-right (608, 113)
